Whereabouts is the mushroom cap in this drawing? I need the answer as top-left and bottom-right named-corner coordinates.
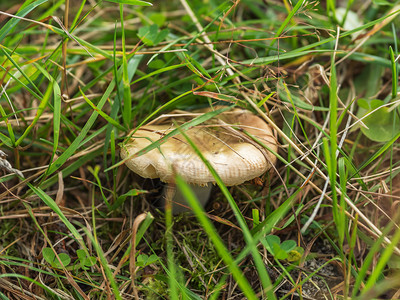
top-left (120, 107), bottom-right (277, 186)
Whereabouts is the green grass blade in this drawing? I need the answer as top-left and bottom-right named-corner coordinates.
top-left (0, 47), bottom-right (42, 97)
top-left (46, 80), bottom-right (115, 176)
top-left (356, 130), bottom-right (400, 175)
top-left (120, 4), bottom-right (132, 128)
top-left (52, 79), bottom-right (61, 160)
top-left (362, 225), bottom-right (400, 294)
top-left (15, 80), bottom-right (53, 146)
top-left (26, 183), bottom-right (87, 253)
top-left (269, 0), bottom-right (306, 49)
top-left (80, 88), bottom-right (126, 131)
top-left (105, 0), bottom-right (152, 5)
top-left (0, 274), bottom-right (54, 295)
top-left (0, 0), bottom-right (48, 43)
top-left (130, 63), bottom-right (185, 85)
top-left (328, 55), bottom-right (342, 247)
top-left (0, 98), bottom-right (15, 146)
top-left (165, 190), bottom-right (179, 300)
top-left (175, 176), bottom-right (258, 300)
top-left (178, 126), bottom-right (276, 299)
top-left (352, 222), bottom-right (397, 298)
top-left (0, 64), bottom-right (42, 100)
top-left (82, 227), bottom-right (122, 300)
top-left (389, 46), bottom-right (397, 99)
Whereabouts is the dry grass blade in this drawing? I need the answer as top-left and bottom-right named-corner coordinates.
top-left (129, 213), bottom-right (148, 298)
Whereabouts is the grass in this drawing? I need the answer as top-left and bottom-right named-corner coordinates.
top-left (1, 0), bottom-right (400, 299)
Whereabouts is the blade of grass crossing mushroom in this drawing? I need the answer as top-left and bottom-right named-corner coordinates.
top-left (108, 105), bottom-right (233, 171)
top-left (175, 176), bottom-right (259, 300)
top-left (178, 127), bottom-right (276, 299)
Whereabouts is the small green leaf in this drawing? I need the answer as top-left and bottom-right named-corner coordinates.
top-left (105, 0), bottom-right (152, 6)
top-left (154, 29), bottom-right (169, 45)
top-left (272, 243), bottom-right (288, 260)
top-left (136, 253), bottom-right (158, 267)
top-left (76, 249), bottom-right (97, 268)
top-left (357, 98), bottom-right (370, 110)
top-left (280, 240), bottom-right (297, 253)
top-left (359, 99), bottom-right (400, 142)
top-left (263, 235), bottom-right (281, 255)
top-left (252, 209), bottom-right (260, 227)
top-left (138, 24), bottom-right (168, 46)
top-left (42, 247), bottom-right (71, 268)
top-left (136, 254), bottom-right (148, 267)
top-left (112, 189), bottom-right (148, 210)
top-left (150, 13), bottom-right (166, 26)
top-left (148, 59), bottom-right (166, 69)
top-left (147, 254), bottom-right (159, 265)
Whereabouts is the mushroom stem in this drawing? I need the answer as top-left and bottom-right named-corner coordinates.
top-left (163, 184), bottom-right (213, 214)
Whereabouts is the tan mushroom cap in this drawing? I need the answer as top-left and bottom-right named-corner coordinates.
top-left (120, 107), bottom-right (277, 186)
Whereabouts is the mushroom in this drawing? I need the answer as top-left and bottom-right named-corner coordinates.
top-left (120, 106), bottom-right (277, 213)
